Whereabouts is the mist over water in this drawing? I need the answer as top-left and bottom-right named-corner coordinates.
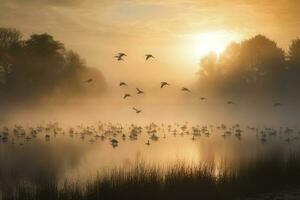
top-left (2, 89), bottom-right (299, 126)
top-left (1, 120), bottom-right (299, 188)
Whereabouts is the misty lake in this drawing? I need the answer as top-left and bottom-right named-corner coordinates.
top-left (1, 122), bottom-right (299, 188)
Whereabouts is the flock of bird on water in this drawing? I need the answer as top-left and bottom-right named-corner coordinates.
top-left (1, 122), bottom-right (299, 148)
top-left (0, 52), bottom-right (291, 148)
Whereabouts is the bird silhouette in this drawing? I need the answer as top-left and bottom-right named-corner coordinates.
top-left (114, 53), bottom-right (127, 61)
top-left (136, 88), bottom-right (144, 94)
top-left (145, 54), bottom-right (155, 61)
top-left (200, 97), bottom-right (207, 101)
top-left (119, 82), bottom-right (128, 86)
top-left (85, 79), bottom-right (93, 83)
top-left (110, 138), bottom-right (118, 144)
top-left (123, 94), bottom-right (131, 99)
top-left (145, 140), bottom-right (150, 145)
top-left (227, 101), bottom-right (235, 105)
top-left (181, 87), bottom-right (191, 92)
top-left (161, 82), bottom-right (169, 88)
top-left (110, 138), bottom-right (119, 147)
top-left (274, 102), bottom-right (283, 107)
top-left (133, 107), bottom-right (142, 113)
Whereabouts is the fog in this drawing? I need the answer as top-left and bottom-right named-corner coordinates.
top-left (1, 31), bottom-right (299, 126)
top-left (2, 90), bottom-right (299, 127)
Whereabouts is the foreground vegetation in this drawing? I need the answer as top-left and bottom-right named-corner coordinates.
top-left (1, 153), bottom-right (300, 200)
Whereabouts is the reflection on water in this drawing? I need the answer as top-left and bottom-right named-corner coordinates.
top-left (0, 122), bottom-right (300, 186)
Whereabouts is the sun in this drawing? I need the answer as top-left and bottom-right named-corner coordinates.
top-left (187, 30), bottom-right (240, 58)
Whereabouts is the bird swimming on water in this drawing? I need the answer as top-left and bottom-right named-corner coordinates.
top-left (227, 101), bottom-right (235, 105)
top-left (110, 138), bottom-right (119, 147)
top-left (85, 78), bottom-right (93, 83)
top-left (145, 140), bottom-right (150, 145)
top-left (274, 102), bottom-right (283, 107)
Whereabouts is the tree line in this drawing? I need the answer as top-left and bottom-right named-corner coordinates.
top-left (198, 35), bottom-right (300, 101)
top-left (0, 27), bottom-right (106, 104)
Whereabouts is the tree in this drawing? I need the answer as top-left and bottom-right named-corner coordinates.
top-left (8, 34), bottom-right (66, 98)
top-left (198, 35), bottom-right (286, 97)
top-left (0, 28), bottom-right (22, 89)
top-left (288, 38), bottom-right (300, 67)
top-left (0, 28), bottom-right (22, 49)
top-left (0, 27), bottom-right (106, 103)
top-left (284, 38), bottom-right (300, 92)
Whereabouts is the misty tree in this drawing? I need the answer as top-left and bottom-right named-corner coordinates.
top-left (285, 38), bottom-right (300, 92)
top-left (288, 38), bottom-right (300, 67)
top-left (198, 35), bottom-right (287, 98)
top-left (0, 28), bottom-right (23, 90)
top-left (6, 33), bottom-right (65, 98)
top-left (0, 27), bottom-right (106, 103)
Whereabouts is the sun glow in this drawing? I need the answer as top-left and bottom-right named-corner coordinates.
top-left (187, 31), bottom-right (241, 58)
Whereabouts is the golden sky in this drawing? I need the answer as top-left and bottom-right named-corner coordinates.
top-left (1, 0), bottom-right (300, 85)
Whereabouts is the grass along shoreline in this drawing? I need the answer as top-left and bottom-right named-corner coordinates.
top-left (1, 153), bottom-right (300, 200)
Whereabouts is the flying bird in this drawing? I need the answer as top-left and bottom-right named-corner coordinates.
top-left (161, 82), bottom-right (169, 88)
top-left (274, 102), bottom-right (283, 107)
top-left (133, 107), bottom-right (142, 113)
top-left (227, 101), bottom-right (235, 105)
top-left (119, 82), bottom-right (128, 86)
top-left (114, 53), bottom-right (127, 61)
top-left (123, 94), bottom-right (131, 99)
top-left (145, 54), bottom-right (155, 61)
top-left (136, 88), bottom-right (144, 94)
top-left (85, 79), bottom-right (93, 83)
top-left (200, 97), bottom-right (207, 101)
top-left (181, 87), bottom-right (191, 92)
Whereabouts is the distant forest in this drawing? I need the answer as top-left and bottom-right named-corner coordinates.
top-left (0, 27), bottom-right (106, 104)
top-left (198, 35), bottom-right (300, 101)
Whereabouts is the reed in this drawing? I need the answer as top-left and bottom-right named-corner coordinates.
top-left (1, 153), bottom-right (300, 200)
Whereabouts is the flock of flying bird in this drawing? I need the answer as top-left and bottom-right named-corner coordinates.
top-left (85, 52), bottom-right (284, 114)
top-left (1, 122), bottom-right (299, 148)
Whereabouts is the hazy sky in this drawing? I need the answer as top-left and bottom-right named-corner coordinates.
top-left (1, 0), bottom-right (300, 85)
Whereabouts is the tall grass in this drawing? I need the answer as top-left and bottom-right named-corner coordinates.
top-left (1, 153), bottom-right (300, 200)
